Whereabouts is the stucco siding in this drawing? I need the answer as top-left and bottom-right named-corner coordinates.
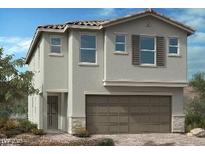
top-left (43, 32), bottom-right (68, 91)
top-left (104, 16), bottom-right (187, 82)
top-left (70, 29), bottom-right (105, 117)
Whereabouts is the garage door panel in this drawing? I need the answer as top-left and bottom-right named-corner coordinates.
top-left (150, 106), bottom-right (160, 113)
top-left (86, 95), bottom-right (171, 134)
top-left (119, 125), bottom-right (129, 133)
top-left (108, 106), bottom-right (128, 113)
top-left (87, 106), bottom-right (108, 114)
top-left (160, 115), bottom-right (170, 123)
top-left (87, 115), bottom-right (109, 123)
top-left (87, 125), bottom-right (109, 134)
top-left (149, 115), bottom-right (160, 123)
top-left (129, 96), bottom-right (150, 105)
top-left (130, 106), bottom-right (150, 113)
top-left (160, 106), bottom-right (170, 113)
top-left (160, 124), bottom-right (170, 132)
top-left (129, 115), bottom-right (150, 123)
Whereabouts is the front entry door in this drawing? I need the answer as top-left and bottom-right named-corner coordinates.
top-left (47, 96), bottom-right (58, 129)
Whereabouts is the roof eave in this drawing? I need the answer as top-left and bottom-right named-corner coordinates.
top-left (102, 12), bottom-right (195, 36)
top-left (25, 25), bottom-right (69, 64)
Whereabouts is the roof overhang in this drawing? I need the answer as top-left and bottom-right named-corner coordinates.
top-left (103, 80), bottom-right (188, 87)
top-left (102, 11), bottom-right (195, 36)
top-left (25, 26), bottom-right (68, 64)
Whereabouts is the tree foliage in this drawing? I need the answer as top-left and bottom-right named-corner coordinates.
top-left (190, 72), bottom-right (205, 98)
top-left (0, 48), bottom-right (38, 117)
top-left (185, 72), bottom-right (205, 131)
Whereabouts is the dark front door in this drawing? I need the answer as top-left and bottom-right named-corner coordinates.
top-left (47, 96), bottom-right (58, 129)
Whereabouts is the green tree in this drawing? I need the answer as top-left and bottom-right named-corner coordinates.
top-left (190, 72), bottom-right (205, 98)
top-left (185, 72), bottom-right (205, 131)
top-left (0, 48), bottom-right (38, 117)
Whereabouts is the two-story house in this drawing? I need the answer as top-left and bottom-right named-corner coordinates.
top-left (25, 9), bottom-right (195, 134)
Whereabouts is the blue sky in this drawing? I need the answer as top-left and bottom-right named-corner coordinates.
top-left (0, 8), bottom-right (205, 80)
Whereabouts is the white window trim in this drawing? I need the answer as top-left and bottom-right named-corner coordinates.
top-left (115, 34), bottom-right (127, 53)
top-left (140, 36), bottom-right (156, 66)
top-left (79, 34), bottom-right (97, 65)
top-left (50, 36), bottom-right (62, 54)
top-left (168, 37), bottom-right (180, 56)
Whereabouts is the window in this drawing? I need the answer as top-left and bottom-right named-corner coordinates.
top-left (140, 36), bottom-right (156, 65)
top-left (115, 35), bottom-right (126, 52)
top-left (80, 34), bottom-right (96, 63)
top-left (51, 37), bottom-right (61, 53)
top-left (169, 37), bottom-right (179, 55)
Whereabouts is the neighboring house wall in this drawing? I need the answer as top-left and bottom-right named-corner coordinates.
top-left (28, 38), bottom-right (44, 128)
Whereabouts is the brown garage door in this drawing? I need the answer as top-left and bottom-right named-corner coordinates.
top-left (86, 95), bottom-right (171, 134)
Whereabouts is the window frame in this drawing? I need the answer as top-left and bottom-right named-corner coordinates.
top-left (115, 34), bottom-right (126, 53)
top-left (139, 35), bottom-right (156, 66)
top-left (79, 33), bottom-right (97, 65)
top-left (50, 36), bottom-right (62, 54)
top-left (168, 37), bottom-right (179, 56)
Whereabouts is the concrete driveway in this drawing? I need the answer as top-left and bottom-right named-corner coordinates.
top-left (45, 132), bottom-right (205, 146)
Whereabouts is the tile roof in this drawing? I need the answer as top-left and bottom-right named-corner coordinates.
top-left (38, 20), bottom-right (108, 30)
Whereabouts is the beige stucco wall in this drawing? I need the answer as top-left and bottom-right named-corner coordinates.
top-left (104, 16), bottom-right (187, 82)
top-left (43, 32), bottom-right (68, 90)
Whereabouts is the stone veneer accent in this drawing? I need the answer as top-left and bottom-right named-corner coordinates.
top-left (68, 117), bottom-right (86, 134)
top-left (172, 115), bottom-right (185, 133)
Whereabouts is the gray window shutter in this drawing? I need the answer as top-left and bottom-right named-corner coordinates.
top-left (132, 35), bottom-right (140, 65)
top-left (156, 36), bottom-right (165, 66)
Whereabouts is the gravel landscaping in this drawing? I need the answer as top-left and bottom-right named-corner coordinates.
top-left (2, 132), bottom-right (205, 146)
top-left (43, 132), bottom-right (205, 146)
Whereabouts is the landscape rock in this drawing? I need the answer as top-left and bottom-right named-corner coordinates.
top-left (0, 134), bottom-right (7, 139)
top-left (186, 132), bottom-right (193, 137)
top-left (190, 128), bottom-right (205, 137)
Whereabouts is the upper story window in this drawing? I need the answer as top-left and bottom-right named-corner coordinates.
top-left (80, 34), bottom-right (96, 63)
top-left (140, 36), bottom-right (156, 65)
top-left (115, 35), bottom-right (126, 52)
top-left (50, 37), bottom-right (61, 53)
top-left (168, 37), bottom-right (179, 55)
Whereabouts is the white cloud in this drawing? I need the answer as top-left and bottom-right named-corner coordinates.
top-left (99, 8), bottom-right (115, 16)
top-left (0, 36), bottom-right (31, 55)
top-left (169, 9), bottom-right (205, 30)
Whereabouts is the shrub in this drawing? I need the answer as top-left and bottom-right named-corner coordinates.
top-left (96, 138), bottom-right (115, 146)
top-left (0, 117), bottom-right (8, 129)
top-left (4, 119), bottom-right (19, 130)
top-left (18, 119), bottom-right (37, 132)
top-left (73, 128), bottom-right (90, 138)
top-left (185, 97), bottom-right (205, 132)
top-left (5, 127), bottom-right (24, 138)
top-left (31, 128), bottom-right (46, 135)
top-left (185, 113), bottom-right (205, 132)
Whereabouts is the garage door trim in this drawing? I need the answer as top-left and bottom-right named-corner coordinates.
top-left (86, 94), bottom-right (172, 134)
